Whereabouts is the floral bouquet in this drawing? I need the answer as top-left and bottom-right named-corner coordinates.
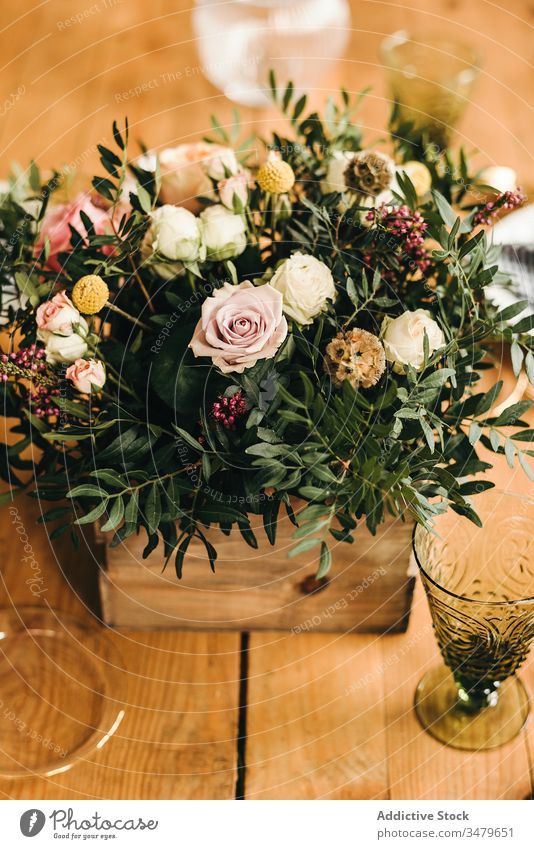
top-left (1, 78), bottom-right (533, 578)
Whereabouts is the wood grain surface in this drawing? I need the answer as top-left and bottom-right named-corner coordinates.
top-left (1, 0), bottom-right (534, 800)
top-left (99, 508), bottom-right (415, 633)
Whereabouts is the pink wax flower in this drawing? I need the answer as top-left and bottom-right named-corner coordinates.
top-left (211, 390), bottom-right (247, 429)
top-left (189, 281), bottom-right (288, 374)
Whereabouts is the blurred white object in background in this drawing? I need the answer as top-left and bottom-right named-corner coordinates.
top-left (486, 205), bottom-right (534, 317)
top-left (479, 165), bottom-right (517, 194)
top-left (192, 0), bottom-right (351, 107)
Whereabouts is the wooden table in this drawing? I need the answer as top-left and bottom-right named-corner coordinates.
top-left (1, 0), bottom-right (534, 800)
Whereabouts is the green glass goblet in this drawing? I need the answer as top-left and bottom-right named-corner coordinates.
top-left (380, 31), bottom-right (480, 148)
top-left (413, 490), bottom-right (534, 750)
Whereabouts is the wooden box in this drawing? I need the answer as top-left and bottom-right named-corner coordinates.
top-left (97, 508), bottom-right (416, 633)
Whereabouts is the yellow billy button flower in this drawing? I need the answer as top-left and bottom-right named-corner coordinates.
top-left (71, 274), bottom-right (151, 331)
top-left (257, 159), bottom-right (295, 195)
top-left (72, 275), bottom-right (110, 315)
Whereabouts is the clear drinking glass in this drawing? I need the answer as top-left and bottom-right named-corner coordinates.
top-left (193, 0), bottom-right (351, 107)
top-left (380, 31), bottom-right (480, 147)
top-left (0, 607), bottom-right (125, 777)
top-left (413, 490), bottom-right (534, 750)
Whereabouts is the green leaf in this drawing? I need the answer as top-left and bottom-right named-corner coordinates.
top-left (292, 94), bottom-right (307, 121)
top-left (513, 314), bottom-right (534, 334)
top-left (476, 380), bottom-right (503, 415)
top-left (173, 426), bottom-right (205, 454)
top-left (511, 341), bottom-right (524, 377)
top-left (288, 537), bottom-right (322, 558)
top-left (67, 484), bottom-right (108, 499)
top-left (518, 451), bottom-right (534, 482)
top-left (524, 350), bottom-right (534, 385)
top-left (245, 443), bottom-right (289, 458)
top-left (504, 438), bottom-right (515, 468)
top-left (511, 429), bottom-right (534, 442)
top-left (100, 496), bottom-right (125, 532)
top-left (450, 502), bottom-right (483, 527)
top-left (468, 422), bottom-right (482, 446)
top-left (316, 542), bottom-right (332, 578)
top-left (136, 184), bottom-right (152, 213)
top-left (432, 190), bottom-right (457, 229)
top-left (489, 428), bottom-right (500, 452)
top-left (493, 400), bottom-right (533, 426)
top-left (89, 470), bottom-right (124, 489)
top-left (282, 80), bottom-right (294, 112)
top-left (145, 483), bottom-right (162, 536)
top-left (459, 480), bottom-right (495, 496)
top-left (346, 277), bottom-right (358, 307)
top-left (124, 490), bottom-right (139, 525)
top-left (418, 368), bottom-right (455, 389)
top-left (421, 418), bottom-right (435, 453)
top-left (175, 535), bottom-right (192, 579)
top-left (75, 501), bottom-right (108, 525)
top-left (495, 300), bottom-right (529, 323)
top-left (268, 69), bottom-right (277, 102)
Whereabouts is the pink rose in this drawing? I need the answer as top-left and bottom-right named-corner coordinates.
top-left (36, 291), bottom-right (81, 334)
top-left (137, 142), bottom-right (239, 212)
top-left (35, 193), bottom-right (122, 272)
top-left (218, 171), bottom-right (249, 210)
top-left (65, 358), bottom-right (106, 393)
top-left (189, 282), bottom-right (288, 374)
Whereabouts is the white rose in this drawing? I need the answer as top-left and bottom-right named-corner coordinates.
top-left (200, 205), bottom-right (247, 261)
top-left (382, 309), bottom-right (444, 372)
top-left (38, 325), bottom-right (89, 365)
top-left (143, 205), bottom-right (205, 264)
top-left (269, 253), bottom-right (336, 325)
top-left (478, 165), bottom-right (517, 194)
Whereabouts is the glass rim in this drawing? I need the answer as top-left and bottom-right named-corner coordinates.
top-left (412, 489), bottom-right (534, 606)
top-left (380, 30), bottom-right (480, 73)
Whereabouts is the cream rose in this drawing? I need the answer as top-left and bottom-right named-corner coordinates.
top-left (269, 253), bottom-right (336, 325)
top-left (137, 142), bottom-right (238, 211)
top-left (65, 358), bottom-right (106, 393)
top-left (40, 330), bottom-right (88, 365)
top-left (382, 309), bottom-right (445, 372)
top-left (143, 205), bottom-right (205, 264)
top-left (200, 205), bottom-right (247, 261)
top-left (189, 281), bottom-right (288, 373)
top-left (36, 291), bottom-right (89, 364)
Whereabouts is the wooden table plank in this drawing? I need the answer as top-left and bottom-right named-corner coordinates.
top-left (245, 631), bottom-right (389, 799)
